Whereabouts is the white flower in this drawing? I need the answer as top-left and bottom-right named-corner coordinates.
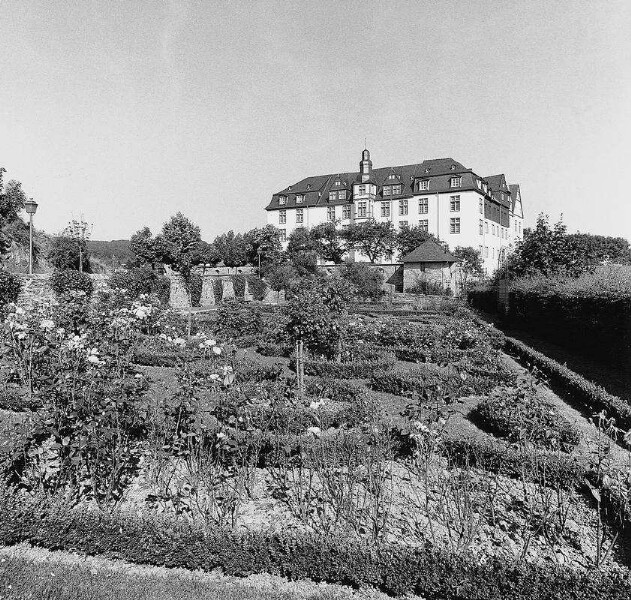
top-left (173, 337), bottom-right (186, 347)
top-left (413, 421), bottom-right (429, 433)
top-left (216, 432), bottom-right (226, 439)
top-left (309, 399), bottom-right (324, 410)
top-left (134, 308), bottom-right (147, 319)
top-left (212, 346), bottom-right (221, 355)
top-left (209, 373), bottom-right (220, 380)
top-left (16, 332), bottom-right (26, 340)
top-left (306, 426), bottom-right (321, 437)
top-left (87, 354), bottom-right (100, 364)
top-left (40, 319), bottom-right (55, 330)
top-left (15, 307), bottom-right (25, 315)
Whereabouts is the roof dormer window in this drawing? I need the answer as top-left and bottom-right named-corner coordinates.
top-left (296, 194), bottom-right (304, 203)
top-left (279, 196), bottom-right (286, 205)
top-left (419, 179), bottom-right (429, 191)
top-left (450, 177), bottom-right (461, 188)
top-left (476, 179), bottom-right (481, 189)
top-left (450, 164), bottom-right (456, 170)
top-left (339, 190), bottom-right (346, 200)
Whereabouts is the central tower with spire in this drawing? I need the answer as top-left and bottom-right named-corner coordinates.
top-left (360, 148), bottom-right (372, 182)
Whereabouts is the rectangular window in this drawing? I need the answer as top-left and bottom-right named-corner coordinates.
top-left (392, 184), bottom-right (402, 195)
top-left (419, 219), bottom-right (428, 232)
top-left (296, 194), bottom-right (304, 203)
top-left (358, 201), bottom-right (367, 217)
top-left (327, 206), bottom-right (335, 221)
top-left (450, 177), bottom-right (461, 188)
top-left (400, 221), bottom-right (408, 227)
top-left (342, 205), bottom-right (351, 219)
top-left (381, 202), bottom-right (390, 217)
top-left (419, 180), bottom-right (429, 190)
top-left (279, 209), bottom-right (286, 224)
top-left (339, 190), bottom-right (346, 200)
top-left (358, 185), bottom-right (366, 196)
top-left (484, 246), bottom-right (488, 258)
top-left (450, 195), bottom-right (460, 212)
top-left (479, 198), bottom-right (483, 213)
top-left (450, 217), bottom-right (460, 234)
top-left (279, 196), bottom-right (286, 205)
top-left (479, 219), bottom-right (483, 235)
top-left (485, 221), bottom-right (489, 233)
top-left (383, 186), bottom-right (391, 196)
top-left (296, 208), bottom-right (304, 223)
top-left (418, 198), bottom-right (428, 214)
top-left (399, 199), bottom-right (408, 215)
top-left (279, 229), bottom-right (286, 242)
top-left (329, 191), bottom-right (337, 201)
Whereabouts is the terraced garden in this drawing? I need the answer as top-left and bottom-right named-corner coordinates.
top-left (0, 288), bottom-right (630, 599)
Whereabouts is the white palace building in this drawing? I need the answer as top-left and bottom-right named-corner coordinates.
top-left (265, 149), bottom-right (524, 273)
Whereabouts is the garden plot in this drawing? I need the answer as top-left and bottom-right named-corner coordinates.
top-left (0, 292), bottom-right (630, 598)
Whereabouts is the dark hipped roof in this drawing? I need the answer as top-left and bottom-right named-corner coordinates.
top-left (401, 239), bottom-right (458, 264)
top-left (485, 174), bottom-right (512, 209)
top-left (509, 184), bottom-right (521, 213)
top-left (266, 158), bottom-right (474, 210)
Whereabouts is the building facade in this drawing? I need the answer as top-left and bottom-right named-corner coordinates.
top-left (265, 149), bottom-right (524, 274)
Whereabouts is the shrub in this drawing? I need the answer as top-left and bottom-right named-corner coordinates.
top-left (473, 387), bottom-right (581, 452)
top-left (108, 266), bottom-right (170, 304)
top-left (0, 270), bottom-right (22, 307)
top-left (340, 262), bottom-right (385, 301)
top-left (232, 274), bottom-right (246, 298)
top-left (1, 486), bottom-right (631, 600)
top-left (234, 359), bottom-right (283, 383)
top-left (257, 342), bottom-right (292, 357)
top-left (246, 275), bottom-right (267, 301)
top-left (216, 301), bottom-right (263, 338)
top-left (304, 377), bottom-right (367, 405)
top-left (212, 278), bottom-right (223, 303)
top-left (49, 269), bottom-right (94, 299)
top-left (407, 279), bottom-right (452, 296)
top-left (188, 273), bottom-right (202, 307)
top-left (505, 336), bottom-right (631, 435)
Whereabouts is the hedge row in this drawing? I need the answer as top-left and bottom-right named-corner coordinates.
top-left (439, 436), bottom-right (586, 491)
top-left (293, 354), bottom-right (396, 379)
top-left (1, 487), bottom-right (630, 599)
top-left (504, 336), bottom-right (631, 434)
top-left (370, 366), bottom-right (498, 399)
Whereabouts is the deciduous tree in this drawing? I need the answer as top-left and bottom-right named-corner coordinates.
top-left (342, 220), bottom-right (396, 263)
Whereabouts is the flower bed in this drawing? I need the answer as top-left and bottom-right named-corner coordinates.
top-left (472, 387), bottom-right (581, 452)
top-left (294, 353), bottom-right (396, 379)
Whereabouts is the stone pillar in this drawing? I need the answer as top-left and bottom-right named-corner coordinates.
top-left (243, 280), bottom-right (253, 301)
top-left (200, 275), bottom-right (216, 307)
top-left (222, 278), bottom-right (235, 300)
top-left (169, 274), bottom-right (190, 309)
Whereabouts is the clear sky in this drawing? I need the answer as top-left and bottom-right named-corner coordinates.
top-left (1, 0), bottom-right (630, 241)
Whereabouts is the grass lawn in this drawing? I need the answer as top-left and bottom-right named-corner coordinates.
top-left (0, 545), bottom-right (390, 600)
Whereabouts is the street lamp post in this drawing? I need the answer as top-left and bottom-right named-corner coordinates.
top-left (24, 198), bottom-right (38, 276)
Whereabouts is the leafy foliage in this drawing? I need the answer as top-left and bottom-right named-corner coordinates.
top-left (396, 224), bottom-right (440, 257)
top-left (211, 230), bottom-right (249, 267)
top-left (48, 235), bottom-right (91, 272)
top-left (339, 261), bottom-right (385, 300)
top-left (341, 219), bottom-right (396, 263)
top-left (108, 266), bottom-right (170, 304)
top-left (0, 270), bottom-right (22, 307)
top-left (50, 270), bottom-right (94, 299)
top-left (309, 222), bottom-right (346, 264)
top-left (473, 385), bottom-right (581, 451)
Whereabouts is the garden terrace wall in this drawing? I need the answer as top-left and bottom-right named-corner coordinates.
top-left (16, 274), bottom-right (109, 308)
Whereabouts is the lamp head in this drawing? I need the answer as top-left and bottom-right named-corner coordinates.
top-left (24, 198), bottom-right (38, 215)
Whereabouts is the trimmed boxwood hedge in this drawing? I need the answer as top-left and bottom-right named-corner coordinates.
top-left (504, 336), bottom-right (631, 434)
top-left (438, 436), bottom-right (586, 490)
top-left (293, 353), bottom-right (396, 379)
top-left (1, 486), bottom-right (630, 599)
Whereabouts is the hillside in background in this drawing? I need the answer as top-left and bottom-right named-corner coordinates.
top-left (87, 239), bottom-right (133, 270)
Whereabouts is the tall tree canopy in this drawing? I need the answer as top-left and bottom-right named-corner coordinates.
top-left (155, 213), bottom-right (203, 278)
top-left (310, 222), bottom-right (346, 264)
top-left (211, 230), bottom-right (249, 268)
top-left (342, 220), bottom-right (396, 263)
